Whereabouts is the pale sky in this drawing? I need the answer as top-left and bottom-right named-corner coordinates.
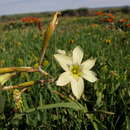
top-left (0, 0), bottom-right (130, 16)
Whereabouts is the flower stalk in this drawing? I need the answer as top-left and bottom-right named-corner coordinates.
top-left (0, 79), bottom-right (54, 90)
top-left (39, 12), bottom-right (61, 66)
top-left (0, 67), bottom-right (38, 74)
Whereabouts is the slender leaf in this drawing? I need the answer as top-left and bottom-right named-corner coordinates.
top-left (0, 92), bottom-right (5, 113)
top-left (126, 116), bottom-right (130, 130)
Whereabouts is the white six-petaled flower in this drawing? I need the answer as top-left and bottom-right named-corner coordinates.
top-left (54, 46), bottom-right (98, 99)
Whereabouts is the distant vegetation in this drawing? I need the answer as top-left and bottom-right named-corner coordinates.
top-left (0, 6), bottom-right (130, 22)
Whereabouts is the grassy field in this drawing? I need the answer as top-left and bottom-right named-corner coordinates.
top-left (0, 10), bottom-right (130, 129)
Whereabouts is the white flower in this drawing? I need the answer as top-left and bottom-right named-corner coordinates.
top-left (54, 46), bottom-right (98, 99)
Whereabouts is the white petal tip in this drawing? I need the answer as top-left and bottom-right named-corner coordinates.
top-left (71, 78), bottom-right (84, 100)
top-left (56, 49), bottom-right (66, 55)
top-left (73, 46), bottom-right (83, 64)
top-left (89, 77), bottom-right (98, 83)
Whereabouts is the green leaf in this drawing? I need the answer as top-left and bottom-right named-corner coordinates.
top-left (0, 93), bottom-right (5, 113)
top-left (25, 102), bottom-right (84, 113)
top-left (126, 116), bottom-right (130, 130)
top-left (13, 101), bottom-right (102, 129)
top-left (13, 102), bottom-right (84, 120)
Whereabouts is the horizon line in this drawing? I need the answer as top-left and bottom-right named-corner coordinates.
top-left (0, 5), bottom-right (129, 17)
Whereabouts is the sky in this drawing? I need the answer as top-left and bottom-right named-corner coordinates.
top-left (0, 0), bottom-right (130, 16)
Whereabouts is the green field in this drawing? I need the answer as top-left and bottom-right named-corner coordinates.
top-left (0, 10), bottom-right (130, 129)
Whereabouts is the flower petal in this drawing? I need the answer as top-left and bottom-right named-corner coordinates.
top-left (72, 46), bottom-right (83, 65)
top-left (71, 77), bottom-right (84, 99)
top-left (81, 58), bottom-right (96, 71)
top-left (54, 54), bottom-right (72, 71)
top-left (56, 49), bottom-right (66, 55)
top-left (56, 72), bottom-right (71, 86)
top-left (82, 70), bottom-right (98, 83)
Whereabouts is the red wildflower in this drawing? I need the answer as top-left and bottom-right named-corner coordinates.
top-left (95, 11), bottom-right (104, 16)
top-left (20, 16), bottom-right (43, 31)
top-left (90, 24), bottom-right (99, 27)
top-left (118, 18), bottom-right (128, 23)
top-left (105, 13), bottom-right (115, 19)
top-left (126, 24), bottom-right (130, 28)
top-left (101, 18), bottom-right (114, 23)
top-left (21, 16), bottom-right (41, 23)
top-left (107, 18), bottom-right (114, 23)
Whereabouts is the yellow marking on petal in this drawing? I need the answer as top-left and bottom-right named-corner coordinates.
top-left (70, 65), bottom-right (82, 77)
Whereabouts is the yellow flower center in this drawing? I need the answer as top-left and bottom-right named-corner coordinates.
top-left (70, 65), bottom-right (82, 77)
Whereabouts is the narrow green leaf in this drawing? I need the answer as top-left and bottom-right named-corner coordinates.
top-left (25, 102), bottom-right (84, 113)
top-left (13, 102), bottom-right (84, 119)
top-left (0, 93), bottom-right (5, 113)
top-left (126, 116), bottom-right (130, 130)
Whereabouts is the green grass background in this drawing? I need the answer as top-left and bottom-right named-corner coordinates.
top-left (0, 11), bottom-right (130, 129)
